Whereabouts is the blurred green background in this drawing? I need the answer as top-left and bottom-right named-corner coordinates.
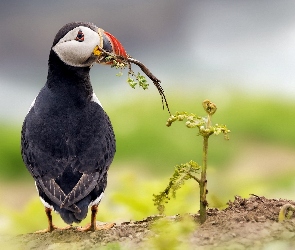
top-left (1, 0), bottom-right (295, 235)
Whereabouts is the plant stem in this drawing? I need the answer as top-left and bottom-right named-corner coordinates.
top-left (98, 49), bottom-right (171, 114)
top-left (200, 135), bottom-right (209, 224)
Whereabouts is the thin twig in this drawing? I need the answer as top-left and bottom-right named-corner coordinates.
top-left (98, 49), bottom-right (171, 115)
top-left (127, 57), bottom-right (171, 115)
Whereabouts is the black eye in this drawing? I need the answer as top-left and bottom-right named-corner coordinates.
top-left (75, 30), bottom-right (84, 42)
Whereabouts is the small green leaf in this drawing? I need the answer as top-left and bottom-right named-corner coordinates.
top-left (116, 71), bottom-right (123, 77)
top-left (127, 78), bottom-right (137, 89)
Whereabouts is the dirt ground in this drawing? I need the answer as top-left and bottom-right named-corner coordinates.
top-left (3, 195), bottom-right (295, 249)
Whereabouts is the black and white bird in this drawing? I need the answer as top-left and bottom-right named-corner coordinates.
top-left (21, 22), bottom-right (126, 232)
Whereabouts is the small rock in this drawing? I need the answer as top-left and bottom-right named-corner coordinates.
top-left (255, 216), bottom-right (266, 222)
top-left (136, 232), bottom-right (142, 238)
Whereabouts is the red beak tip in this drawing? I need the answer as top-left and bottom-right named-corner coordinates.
top-left (104, 31), bottom-right (127, 58)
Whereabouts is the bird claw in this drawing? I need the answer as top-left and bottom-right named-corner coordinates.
top-left (77, 221), bottom-right (115, 232)
top-left (34, 225), bottom-right (72, 233)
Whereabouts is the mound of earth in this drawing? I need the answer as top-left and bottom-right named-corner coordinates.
top-left (4, 195), bottom-right (295, 249)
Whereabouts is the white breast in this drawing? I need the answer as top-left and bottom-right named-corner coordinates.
top-left (91, 92), bottom-right (103, 107)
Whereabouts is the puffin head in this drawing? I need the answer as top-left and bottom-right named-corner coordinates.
top-left (51, 22), bottom-right (127, 68)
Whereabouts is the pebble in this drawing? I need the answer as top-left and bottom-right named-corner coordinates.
top-left (255, 216), bottom-right (266, 222)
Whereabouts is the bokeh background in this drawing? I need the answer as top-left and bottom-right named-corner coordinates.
top-left (1, 0), bottom-right (295, 234)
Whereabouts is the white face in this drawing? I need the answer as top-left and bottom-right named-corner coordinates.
top-left (52, 26), bottom-right (100, 67)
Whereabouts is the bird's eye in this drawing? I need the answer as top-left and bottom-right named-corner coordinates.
top-left (75, 30), bottom-right (84, 42)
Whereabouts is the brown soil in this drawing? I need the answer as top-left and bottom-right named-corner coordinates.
top-left (4, 195), bottom-right (295, 249)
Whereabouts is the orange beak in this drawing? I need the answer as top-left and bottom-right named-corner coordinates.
top-left (94, 28), bottom-right (127, 64)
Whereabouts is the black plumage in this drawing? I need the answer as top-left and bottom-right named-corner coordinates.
top-left (21, 22), bottom-right (116, 231)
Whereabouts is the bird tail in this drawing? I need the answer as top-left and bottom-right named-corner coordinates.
top-left (57, 196), bottom-right (91, 224)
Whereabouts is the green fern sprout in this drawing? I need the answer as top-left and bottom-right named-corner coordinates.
top-left (153, 160), bottom-right (200, 214)
top-left (153, 100), bottom-right (230, 224)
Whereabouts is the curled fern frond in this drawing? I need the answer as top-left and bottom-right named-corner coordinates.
top-left (166, 111), bottom-right (230, 139)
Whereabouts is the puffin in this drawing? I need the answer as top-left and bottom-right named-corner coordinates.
top-left (21, 22), bottom-right (126, 232)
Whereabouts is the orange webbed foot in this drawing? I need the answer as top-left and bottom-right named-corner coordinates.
top-left (35, 225), bottom-right (72, 233)
top-left (77, 221), bottom-right (115, 232)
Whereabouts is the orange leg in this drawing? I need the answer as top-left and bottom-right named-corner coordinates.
top-left (35, 207), bottom-right (58, 233)
top-left (45, 207), bottom-right (57, 232)
top-left (77, 205), bottom-right (115, 232)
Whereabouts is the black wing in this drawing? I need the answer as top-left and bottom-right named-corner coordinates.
top-left (21, 95), bottom-right (115, 211)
